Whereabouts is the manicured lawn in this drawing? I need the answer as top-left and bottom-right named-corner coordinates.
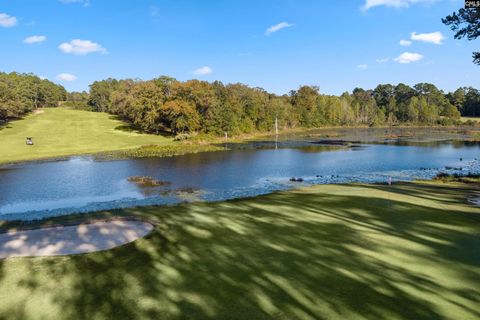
top-left (0, 181), bottom-right (479, 319)
top-left (0, 108), bottom-right (173, 164)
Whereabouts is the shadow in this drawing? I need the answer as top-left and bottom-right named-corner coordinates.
top-left (113, 124), bottom-right (139, 133)
top-left (0, 124), bottom-right (12, 131)
top-left (109, 115), bottom-right (173, 137)
top-left (362, 181), bottom-right (480, 207)
top-left (0, 182), bottom-right (479, 319)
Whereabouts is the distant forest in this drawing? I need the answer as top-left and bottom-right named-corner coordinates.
top-left (0, 72), bottom-right (66, 121)
top-left (2, 72), bottom-right (480, 135)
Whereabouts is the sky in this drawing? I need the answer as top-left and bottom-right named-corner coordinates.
top-left (0, 0), bottom-right (477, 94)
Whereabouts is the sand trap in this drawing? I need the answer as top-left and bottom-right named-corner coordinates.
top-left (0, 219), bottom-right (154, 259)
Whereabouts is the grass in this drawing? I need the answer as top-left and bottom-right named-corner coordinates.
top-left (461, 117), bottom-right (480, 123)
top-left (0, 181), bottom-right (479, 319)
top-left (0, 108), bottom-right (174, 164)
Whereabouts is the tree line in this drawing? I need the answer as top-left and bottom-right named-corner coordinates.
top-left (81, 77), bottom-right (480, 135)
top-left (1, 72), bottom-right (479, 135)
top-left (0, 72), bottom-right (66, 122)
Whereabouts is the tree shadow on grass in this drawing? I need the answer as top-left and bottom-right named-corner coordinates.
top-left (361, 181), bottom-right (480, 207)
top-left (109, 115), bottom-right (173, 138)
top-left (0, 184), bottom-right (479, 319)
top-left (0, 123), bottom-right (12, 131)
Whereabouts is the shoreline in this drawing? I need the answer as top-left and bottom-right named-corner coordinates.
top-left (1, 124), bottom-right (479, 167)
top-left (1, 169), bottom-right (478, 319)
top-left (1, 178), bottom-right (478, 233)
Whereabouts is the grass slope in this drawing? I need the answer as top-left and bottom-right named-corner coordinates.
top-left (0, 108), bottom-right (172, 164)
top-left (0, 181), bottom-right (479, 319)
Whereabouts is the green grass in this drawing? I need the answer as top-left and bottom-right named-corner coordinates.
top-left (0, 181), bottom-right (479, 319)
top-left (0, 108), bottom-right (173, 164)
top-left (461, 117), bottom-right (480, 123)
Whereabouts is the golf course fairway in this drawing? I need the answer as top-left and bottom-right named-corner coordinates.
top-left (0, 108), bottom-right (173, 164)
top-left (0, 181), bottom-right (478, 320)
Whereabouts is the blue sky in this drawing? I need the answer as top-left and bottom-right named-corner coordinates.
top-left (0, 0), bottom-right (477, 94)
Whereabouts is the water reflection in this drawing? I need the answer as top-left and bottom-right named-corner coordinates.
top-left (0, 141), bottom-right (479, 220)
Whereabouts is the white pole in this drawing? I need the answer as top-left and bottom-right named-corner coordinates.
top-left (275, 115), bottom-right (278, 150)
top-left (275, 115), bottom-right (278, 136)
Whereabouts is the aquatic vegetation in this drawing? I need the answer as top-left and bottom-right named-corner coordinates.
top-left (127, 176), bottom-right (171, 188)
top-left (102, 144), bottom-right (225, 160)
top-left (434, 172), bottom-right (480, 184)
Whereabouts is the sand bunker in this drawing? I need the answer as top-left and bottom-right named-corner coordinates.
top-left (0, 219), bottom-right (154, 259)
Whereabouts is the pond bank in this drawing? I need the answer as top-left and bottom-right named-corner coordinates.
top-left (1, 109), bottom-right (479, 166)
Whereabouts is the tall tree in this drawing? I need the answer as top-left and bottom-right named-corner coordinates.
top-left (442, 8), bottom-right (480, 65)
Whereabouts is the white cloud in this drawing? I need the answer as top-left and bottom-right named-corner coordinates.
top-left (193, 66), bottom-right (213, 76)
top-left (357, 64), bottom-right (368, 70)
top-left (0, 13), bottom-right (17, 28)
top-left (411, 31), bottom-right (445, 45)
top-left (362, 0), bottom-right (435, 11)
top-left (59, 0), bottom-right (90, 6)
top-left (56, 73), bottom-right (77, 82)
top-left (399, 40), bottom-right (412, 46)
top-left (376, 58), bottom-right (390, 63)
top-left (394, 52), bottom-right (424, 64)
top-left (265, 22), bottom-right (293, 35)
top-left (59, 39), bottom-right (107, 55)
top-left (23, 35), bottom-right (47, 44)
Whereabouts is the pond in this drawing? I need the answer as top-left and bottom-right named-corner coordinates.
top-left (0, 140), bottom-right (479, 221)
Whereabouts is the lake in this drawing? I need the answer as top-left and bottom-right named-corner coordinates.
top-left (0, 140), bottom-right (479, 221)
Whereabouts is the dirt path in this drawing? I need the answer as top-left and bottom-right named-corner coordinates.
top-left (0, 219), bottom-right (154, 259)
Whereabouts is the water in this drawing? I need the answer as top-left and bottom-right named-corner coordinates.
top-left (0, 141), bottom-right (479, 221)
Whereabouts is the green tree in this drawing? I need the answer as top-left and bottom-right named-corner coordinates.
top-left (442, 8), bottom-right (480, 65)
top-left (162, 99), bottom-right (201, 133)
top-left (291, 86), bottom-right (320, 127)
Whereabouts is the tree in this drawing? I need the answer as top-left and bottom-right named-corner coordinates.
top-left (0, 72), bottom-right (66, 122)
top-left (442, 8), bottom-right (480, 65)
top-left (446, 88), bottom-right (466, 114)
top-left (291, 86), bottom-right (320, 127)
top-left (395, 83), bottom-right (415, 105)
top-left (352, 88), bottom-right (379, 125)
top-left (82, 74), bottom-right (479, 136)
top-left (88, 78), bottom-right (120, 112)
top-left (162, 99), bottom-right (201, 133)
top-left (405, 97), bottom-right (420, 123)
top-left (373, 84), bottom-right (395, 108)
top-left (442, 103), bottom-right (461, 120)
top-left (464, 87), bottom-right (480, 117)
